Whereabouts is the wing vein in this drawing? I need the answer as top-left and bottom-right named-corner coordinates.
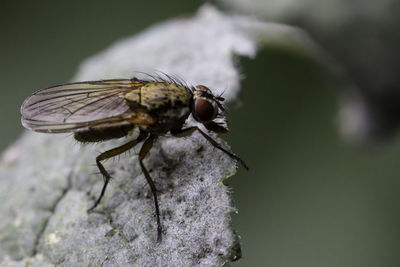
top-left (20, 80), bottom-right (150, 132)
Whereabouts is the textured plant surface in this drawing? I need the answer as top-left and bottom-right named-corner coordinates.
top-left (0, 5), bottom-right (323, 266)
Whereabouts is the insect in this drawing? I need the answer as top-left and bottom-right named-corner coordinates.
top-left (20, 74), bottom-right (248, 241)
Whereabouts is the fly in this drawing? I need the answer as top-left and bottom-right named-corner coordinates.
top-left (20, 74), bottom-right (249, 241)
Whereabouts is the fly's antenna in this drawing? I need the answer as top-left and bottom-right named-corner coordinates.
top-left (215, 87), bottom-right (227, 112)
top-left (216, 89), bottom-right (226, 101)
top-left (215, 101), bottom-right (226, 112)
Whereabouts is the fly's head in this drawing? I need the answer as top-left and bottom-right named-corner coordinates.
top-left (192, 85), bottom-right (228, 134)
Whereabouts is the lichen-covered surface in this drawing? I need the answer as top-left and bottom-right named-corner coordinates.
top-left (0, 4), bottom-right (322, 267)
top-left (0, 131), bottom-right (237, 266)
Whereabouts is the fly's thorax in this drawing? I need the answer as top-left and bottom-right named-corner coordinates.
top-left (124, 82), bottom-right (192, 109)
top-left (125, 82), bottom-right (193, 133)
top-left (124, 89), bottom-right (140, 105)
top-left (140, 82), bottom-right (192, 110)
top-left (142, 82), bottom-right (192, 122)
top-left (139, 107), bottom-right (191, 134)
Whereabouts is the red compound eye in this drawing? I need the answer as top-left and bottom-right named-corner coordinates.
top-left (194, 98), bottom-right (216, 122)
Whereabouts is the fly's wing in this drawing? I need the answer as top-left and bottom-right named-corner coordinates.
top-left (21, 79), bottom-right (153, 133)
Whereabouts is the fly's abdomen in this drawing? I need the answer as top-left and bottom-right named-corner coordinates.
top-left (74, 125), bottom-right (134, 143)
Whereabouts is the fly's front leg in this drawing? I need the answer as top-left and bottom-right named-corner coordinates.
top-left (88, 132), bottom-right (147, 212)
top-left (138, 134), bottom-right (163, 241)
top-left (171, 127), bottom-right (249, 170)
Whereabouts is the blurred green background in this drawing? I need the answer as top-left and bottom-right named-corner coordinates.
top-left (2, 1), bottom-right (400, 266)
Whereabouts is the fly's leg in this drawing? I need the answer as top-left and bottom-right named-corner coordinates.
top-left (138, 134), bottom-right (162, 241)
top-left (87, 132), bottom-right (147, 212)
top-left (171, 127), bottom-right (249, 170)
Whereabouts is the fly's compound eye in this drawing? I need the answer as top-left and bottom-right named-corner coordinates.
top-left (193, 98), bottom-right (218, 122)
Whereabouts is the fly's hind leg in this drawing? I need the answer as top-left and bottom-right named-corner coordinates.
top-left (87, 132), bottom-right (148, 212)
top-left (171, 127), bottom-right (249, 170)
top-left (137, 134), bottom-right (162, 241)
